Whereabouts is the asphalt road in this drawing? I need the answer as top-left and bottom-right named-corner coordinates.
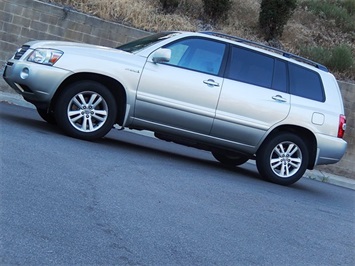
top-left (1, 102), bottom-right (355, 265)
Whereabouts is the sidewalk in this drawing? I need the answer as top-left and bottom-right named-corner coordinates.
top-left (1, 90), bottom-right (354, 190)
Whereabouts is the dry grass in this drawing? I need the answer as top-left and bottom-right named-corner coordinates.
top-left (47, 0), bottom-right (261, 33)
top-left (45, 0), bottom-right (354, 81)
top-left (48, 0), bottom-right (198, 31)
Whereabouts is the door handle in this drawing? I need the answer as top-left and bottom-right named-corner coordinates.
top-left (203, 79), bottom-right (219, 87)
top-left (272, 95), bottom-right (287, 102)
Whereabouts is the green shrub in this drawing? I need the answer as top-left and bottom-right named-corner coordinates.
top-left (328, 45), bottom-right (354, 72)
top-left (305, 0), bottom-right (355, 32)
top-left (202, 0), bottom-right (232, 21)
top-left (341, 0), bottom-right (355, 15)
top-left (160, 0), bottom-right (179, 13)
top-left (259, 0), bottom-right (297, 41)
top-left (300, 46), bottom-right (330, 64)
top-left (300, 45), bottom-right (354, 72)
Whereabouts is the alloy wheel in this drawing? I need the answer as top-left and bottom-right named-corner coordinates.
top-left (67, 91), bottom-right (108, 133)
top-left (269, 141), bottom-right (302, 178)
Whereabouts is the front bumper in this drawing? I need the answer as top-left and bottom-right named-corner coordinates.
top-left (3, 60), bottom-right (72, 108)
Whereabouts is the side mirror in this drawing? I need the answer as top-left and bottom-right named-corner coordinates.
top-left (152, 48), bottom-right (171, 63)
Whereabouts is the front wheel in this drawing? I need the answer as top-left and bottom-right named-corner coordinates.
top-left (256, 133), bottom-right (309, 186)
top-left (54, 81), bottom-right (117, 140)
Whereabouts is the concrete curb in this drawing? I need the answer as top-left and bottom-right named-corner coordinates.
top-left (304, 169), bottom-right (355, 190)
top-left (1, 90), bottom-right (354, 190)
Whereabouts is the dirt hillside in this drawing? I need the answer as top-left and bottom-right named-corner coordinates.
top-left (46, 0), bottom-right (354, 82)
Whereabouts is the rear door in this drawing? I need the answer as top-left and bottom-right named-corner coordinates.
top-left (134, 38), bottom-right (227, 135)
top-left (211, 46), bottom-right (291, 149)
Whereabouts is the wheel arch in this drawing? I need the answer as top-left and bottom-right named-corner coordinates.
top-left (259, 125), bottom-right (317, 170)
top-left (51, 73), bottom-right (127, 125)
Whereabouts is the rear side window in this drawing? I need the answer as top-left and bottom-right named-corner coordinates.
top-left (289, 63), bottom-right (325, 102)
top-left (226, 46), bottom-right (274, 88)
top-left (272, 60), bottom-right (287, 92)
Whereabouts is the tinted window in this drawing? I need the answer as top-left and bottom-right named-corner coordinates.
top-left (117, 32), bottom-right (179, 53)
top-left (272, 60), bottom-right (287, 92)
top-left (289, 63), bottom-right (325, 102)
top-left (226, 46), bottom-right (274, 88)
top-left (164, 38), bottom-right (226, 75)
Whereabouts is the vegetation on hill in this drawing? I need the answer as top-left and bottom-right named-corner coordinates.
top-left (46, 0), bottom-right (354, 81)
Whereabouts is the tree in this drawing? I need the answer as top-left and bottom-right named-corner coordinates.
top-left (202, 0), bottom-right (232, 22)
top-left (259, 0), bottom-right (297, 41)
top-left (160, 0), bottom-right (179, 13)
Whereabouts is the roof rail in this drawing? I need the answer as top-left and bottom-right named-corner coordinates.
top-left (200, 31), bottom-right (329, 72)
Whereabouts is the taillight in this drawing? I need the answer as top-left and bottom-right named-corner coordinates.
top-left (338, 115), bottom-right (346, 138)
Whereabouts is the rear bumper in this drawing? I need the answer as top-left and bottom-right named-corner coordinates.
top-left (315, 133), bottom-right (347, 165)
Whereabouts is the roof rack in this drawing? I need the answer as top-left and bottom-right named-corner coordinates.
top-left (200, 31), bottom-right (328, 72)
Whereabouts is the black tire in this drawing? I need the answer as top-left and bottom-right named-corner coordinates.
top-left (212, 151), bottom-right (249, 166)
top-left (256, 133), bottom-right (309, 186)
top-left (54, 81), bottom-right (117, 140)
top-left (36, 107), bottom-right (56, 124)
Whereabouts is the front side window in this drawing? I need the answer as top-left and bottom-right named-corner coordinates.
top-left (164, 38), bottom-right (226, 75)
top-left (289, 63), bottom-right (325, 102)
top-left (226, 46), bottom-right (274, 88)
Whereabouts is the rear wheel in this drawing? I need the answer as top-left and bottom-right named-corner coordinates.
top-left (212, 151), bottom-right (249, 166)
top-left (54, 81), bottom-right (117, 140)
top-left (256, 133), bottom-right (308, 186)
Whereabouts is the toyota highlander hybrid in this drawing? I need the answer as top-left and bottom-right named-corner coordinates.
top-left (3, 31), bottom-right (347, 185)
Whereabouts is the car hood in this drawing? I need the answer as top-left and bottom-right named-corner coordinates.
top-left (25, 40), bottom-right (130, 59)
top-left (27, 40), bottom-right (118, 50)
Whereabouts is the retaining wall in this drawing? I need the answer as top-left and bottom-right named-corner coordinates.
top-left (1, 0), bottom-right (354, 178)
top-left (0, 0), bottom-right (149, 76)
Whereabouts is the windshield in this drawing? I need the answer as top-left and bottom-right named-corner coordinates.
top-left (116, 32), bottom-right (179, 53)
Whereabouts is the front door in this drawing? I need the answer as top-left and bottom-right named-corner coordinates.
top-left (134, 37), bottom-right (227, 135)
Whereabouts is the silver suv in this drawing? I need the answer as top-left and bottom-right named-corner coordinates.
top-left (3, 31), bottom-right (347, 185)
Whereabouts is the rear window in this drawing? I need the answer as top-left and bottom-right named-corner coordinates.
top-left (226, 46), bottom-right (274, 88)
top-left (272, 60), bottom-right (287, 93)
top-left (289, 63), bottom-right (325, 102)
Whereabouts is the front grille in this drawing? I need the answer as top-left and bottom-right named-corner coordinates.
top-left (14, 45), bottom-right (30, 60)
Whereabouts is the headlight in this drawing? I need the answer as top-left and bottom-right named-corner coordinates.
top-left (27, 49), bottom-right (63, 66)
